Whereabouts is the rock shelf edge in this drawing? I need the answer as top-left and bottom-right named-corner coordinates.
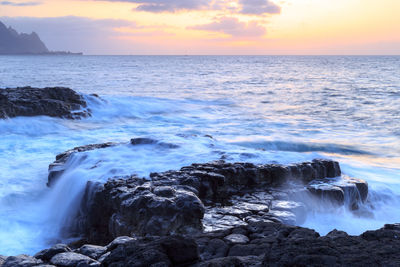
top-left (2, 140), bottom-right (388, 267)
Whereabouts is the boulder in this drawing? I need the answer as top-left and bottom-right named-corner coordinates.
top-left (307, 176), bottom-right (368, 209)
top-left (0, 256), bottom-right (6, 266)
top-left (34, 243), bottom-right (71, 261)
top-left (0, 87), bottom-right (91, 119)
top-left (76, 245), bottom-right (106, 260)
top-left (50, 252), bottom-right (99, 267)
top-left (101, 235), bottom-right (199, 266)
top-left (1, 255), bottom-right (42, 267)
top-left (75, 178), bottom-right (205, 244)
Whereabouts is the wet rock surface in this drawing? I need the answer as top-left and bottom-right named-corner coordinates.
top-left (0, 87), bottom-right (91, 119)
top-left (75, 177), bottom-right (205, 244)
top-left (63, 156), bottom-right (349, 244)
top-left (4, 222), bottom-right (400, 266)
top-left (307, 176), bottom-right (369, 209)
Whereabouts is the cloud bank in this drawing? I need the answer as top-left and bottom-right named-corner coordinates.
top-left (190, 16), bottom-right (266, 38)
top-left (239, 0), bottom-right (281, 15)
top-left (90, 0), bottom-right (211, 12)
top-left (0, 1), bottom-right (41, 6)
top-left (89, 0), bottom-right (281, 14)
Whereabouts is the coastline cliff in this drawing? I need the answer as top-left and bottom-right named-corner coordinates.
top-left (0, 21), bottom-right (82, 55)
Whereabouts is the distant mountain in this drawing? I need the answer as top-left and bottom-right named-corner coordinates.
top-left (0, 21), bottom-right (82, 55)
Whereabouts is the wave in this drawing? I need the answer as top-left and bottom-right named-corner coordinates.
top-left (232, 140), bottom-right (372, 155)
top-left (85, 94), bottom-right (235, 121)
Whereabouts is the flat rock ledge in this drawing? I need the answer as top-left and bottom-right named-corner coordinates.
top-left (0, 86), bottom-right (92, 119)
top-left (3, 222), bottom-right (400, 266)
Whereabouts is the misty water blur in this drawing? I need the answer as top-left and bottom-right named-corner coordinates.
top-left (0, 55), bottom-right (399, 255)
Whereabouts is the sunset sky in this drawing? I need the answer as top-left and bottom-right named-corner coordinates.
top-left (1, 0), bottom-right (399, 54)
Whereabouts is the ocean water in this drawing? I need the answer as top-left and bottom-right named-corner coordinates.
top-left (0, 55), bottom-right (399, 255)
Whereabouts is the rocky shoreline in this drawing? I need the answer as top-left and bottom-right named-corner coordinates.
top-left (3, 218), bottom-right (400, 266)
top-left (1, 88), bottom-right (399, 266)
top-left (0, 87), bottom-right (91, 119)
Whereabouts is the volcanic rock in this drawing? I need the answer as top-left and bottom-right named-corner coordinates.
top-left (307, 176), bottom-right (369, 209)
top-left (101, 235), bottom-right (199, 266)
top-left (76, 245), bottom-right (107, 260)
top-left (1, 255), bottom-right (42, 267)
top-left (49, 252), bottom-right (99, 267)
top-left (74, 178), bottom-right (205, 244)
top-left (0, 87), bottom-right (90, 120)
top-left (4, 221), bottom-right (400, 266)
top-left (34, 244), bottom-right (71, 261)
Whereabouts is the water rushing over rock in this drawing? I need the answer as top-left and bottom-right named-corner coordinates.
top-left (43, 141), bottom-right (372, 248)
top-left (0, 139), bottom-right (391, 266)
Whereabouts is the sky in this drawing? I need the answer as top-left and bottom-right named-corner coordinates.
top-left (0, 0), bottom-right (399, 55)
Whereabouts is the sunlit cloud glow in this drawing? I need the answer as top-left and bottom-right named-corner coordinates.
top-left (0, 0), bottom-right (399, 54)
top-left (190, 16), bottom-right (266, 38)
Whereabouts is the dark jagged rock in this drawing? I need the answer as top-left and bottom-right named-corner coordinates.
top-left (307, 176), bottom-right (369, 209)
top-left (41, 142), bottom-right (374, 266)
top-left (44, 142), bottom-right (365, 245)
top-left (131, 137), bottom-right (180, 148)
top-left (101, 235), bottom-right (199, 266)
top-left (65, 158), bottom-right (347, 244)
top-left (74, 178), bottom-right (205, 244)
top-left (262, 222), bottom-right (400, 266)
top-left (4, 221), bottom-right (400, 266)
top-left (0, 87), bottom-right (91, 120)
top-left (196, 221), bottom-right (400, 266)
top-left (150, 159), bottom-right (341, 205)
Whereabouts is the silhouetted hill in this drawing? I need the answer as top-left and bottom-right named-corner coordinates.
top-left (0, 21), bottom-right (82, 55)
top-left (0, 21), bottom-right (49, 54)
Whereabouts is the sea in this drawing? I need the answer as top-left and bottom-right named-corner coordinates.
top-left (0, 55), bottom-right (399, 255)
